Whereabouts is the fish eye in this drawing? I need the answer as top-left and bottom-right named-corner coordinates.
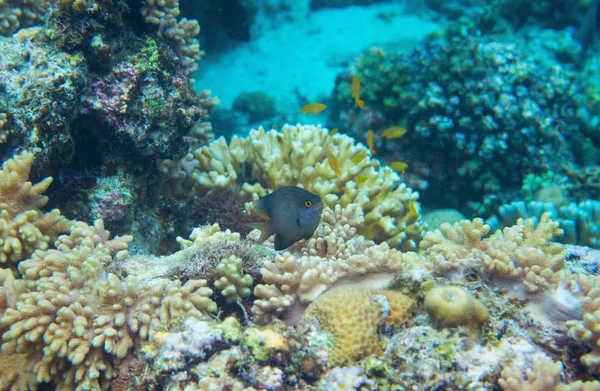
top-left (304, 200), bottom-right (312, 207)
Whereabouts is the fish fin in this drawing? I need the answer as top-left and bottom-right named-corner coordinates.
top-left (274, 234), bottom-right (298, 251)
top-left (253, 198), bottom-right (270, 220)
top-left (245, 222), bottom-right (273, 243)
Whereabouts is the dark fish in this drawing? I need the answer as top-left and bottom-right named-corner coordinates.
top-left (247, 186), bottom-right (323, 250)
top-left (578, 0), bottom-right (599, 62)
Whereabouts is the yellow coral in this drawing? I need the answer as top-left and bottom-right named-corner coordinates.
top-left (214, 255), bottom-right (253, 303)
top-left (299, 287), bottom-right (413, 366)
top-left (187, 124), bottom-right (424, 249)
top-left (422, 213), bottom-right (565, 292)
top-left (0, 151), bottom-right (71, 266)
top-left (251, 204), bottom-right (426, 323)
top-left (0, 220), bottom-right (217, 390)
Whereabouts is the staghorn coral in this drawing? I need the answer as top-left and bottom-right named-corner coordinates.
top-left (0, 0), bottom-right (47, 36)
top-left (141, 0), bottom-right (203, 76)
top-left (0, 220), bottom-right (217, 390)
top-left (175, 123), bottom-right (424, 249)
top-left (0, 151), bottom-right (71, 267)
top-left (251, 203), bottom-right (427, 323)
top-left (422, 213), bottom-right (565, 292)
top-left (298, 286), bottom-right (413, 366)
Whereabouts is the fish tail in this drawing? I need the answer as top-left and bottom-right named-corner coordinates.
top-left (245, 222), bottom-right (273, 243)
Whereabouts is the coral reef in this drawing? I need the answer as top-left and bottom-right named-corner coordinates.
top-left (421, 213), bottom-right (565, 292)
top-left (166, 123), bottom-right (425, 249)
top-left (251, 203), bottom-right (427, 323)
top-left (141, 0), bottom-right (203, 75)
top-left (0, 151), bottom-right (71, 267)
top-left (487, 200), bottom-right (600, 248)
top-left (0, 220), bottom-right (217, 390)
top-left (331, 35), bottom-right (590, 201)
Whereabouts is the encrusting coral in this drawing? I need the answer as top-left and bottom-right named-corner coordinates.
top-left (0, 151), bottom-right (71, 267)
top-left (0, 220), bottom-right (217, 390)
top-left (165, 123), bottom-right (425, 249)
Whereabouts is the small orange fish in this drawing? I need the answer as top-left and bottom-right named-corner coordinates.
top-left (390, 161), bottom-right (408, 174)
top-left (408, 202), bottom-right (419, 217)
top-left (351, 75), bottom-right (365, 109)
top-left (367, 130), bottom-right (375, 155)
top-left (329, 128), bottom-right (339, 135)
top-left (351, 150), bottom-right (368, 165)
top-left (381, 126), bottom-right (407, 139)
top-left (327, 152), bottom-right (342, 175)
top-left (356, 175), bottom-right (368, 184)
top-left (301, 102), bottom-right (327, 115)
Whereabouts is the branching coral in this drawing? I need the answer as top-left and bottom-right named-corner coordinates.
top-left (0, 151), bottom-right (71, 267)
top-left (0, 220), bottom-right (217, 390)
top-left (214, 255), bottom-right (253, 304)
top-left (421, 213), bottom-right (565, 292)
top-left (251, 203), bottom-right (427, 323)
top-left (0, 0), bottom-right (47, 36)
top-left (175, 123), bottom-right (424, 249)
top-left (141, 0), bottom-right (203, 75)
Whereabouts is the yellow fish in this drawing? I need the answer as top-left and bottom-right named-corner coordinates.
top-left (408, 202), bottom-right (419, 217)
top-left (367, 130), bottom-right (375, 155)
top-left (327, 152), bottom-right (342, 176)
top-left (351, 75), bottom-right (365, 109)
top-left (381, 126), bottom-right (407, 139)
top-left (390, 161), bottom-right (408, 174)
top-left (330, 128), bottom-right (339, 135)
top-left (351, 150), bottom-right (368, 165)
top-left (356, 175), bottom-right (368, 184)
top-left (301, 102), bottom-right (327, 115)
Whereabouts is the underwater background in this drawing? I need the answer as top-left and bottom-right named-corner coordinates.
top-left (0, 0), bottom-right (599, 389)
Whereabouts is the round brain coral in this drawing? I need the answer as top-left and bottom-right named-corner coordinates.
top-left (299, 287), bottom-right (414, 366)
top-left (424, 286), bottom-right (488, 336)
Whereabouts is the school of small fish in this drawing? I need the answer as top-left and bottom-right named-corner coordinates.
top-left (296, 74), bottom-right (411, 187)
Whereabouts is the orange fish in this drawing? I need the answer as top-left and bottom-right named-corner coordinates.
top-left (327, 152), bottom-right (342, 175)
top-left (390, 161), bottom-right (408, 174)
top-left (351, 75), bottom-right (365, 109)
top-left (381, 126), bottom-right (407, 139)
top-left (351, 150), bottom-right (368, 165)
top-left (301, 102), bottom-right (327, 115)
top-left (356, 175), bottom-right (368, 184)
top-left (367, 130), bottom-right (375, 155)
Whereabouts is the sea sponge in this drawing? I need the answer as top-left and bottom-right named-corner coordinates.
top-left (0, 151), bottom-right (72, 266)
top-left (424, 286), bottom-right (488, 336)
top-left (299, 287), bottom-right (414, 366)
top-left (183, 123), bottom-right (424, 249)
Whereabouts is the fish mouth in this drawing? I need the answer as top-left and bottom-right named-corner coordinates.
top-left (314, 202), bottom-right (324, 212)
